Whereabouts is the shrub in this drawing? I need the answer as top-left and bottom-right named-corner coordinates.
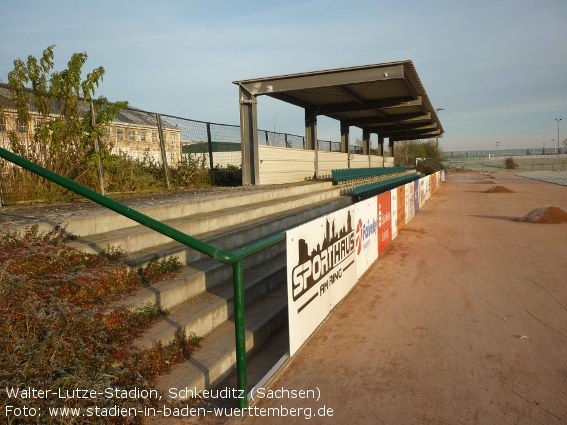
top-left (505, 157), bottom-right (517, 169)
top-left (0, 226), bottom-right (193, 424)
top-left (213, 164), bottom-right (242, 186)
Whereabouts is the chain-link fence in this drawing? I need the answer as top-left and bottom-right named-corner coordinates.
top-left (1, 83), bottom-right (386, 205)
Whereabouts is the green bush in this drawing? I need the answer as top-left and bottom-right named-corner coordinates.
top-left (213, 164), bottom-right (242, 186)
top-left (505, 157), bottom-right (517, 169)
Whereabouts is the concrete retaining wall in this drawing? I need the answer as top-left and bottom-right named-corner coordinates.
top-left (259, 147), bottom-right (394, 184)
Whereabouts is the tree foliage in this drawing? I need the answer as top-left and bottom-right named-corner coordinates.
top-left (3, 45), bottom-right (127, 194)
top-left (395, 139), bottom-right (440, 159)
top-left (395, 139), bottom-right (443, 164)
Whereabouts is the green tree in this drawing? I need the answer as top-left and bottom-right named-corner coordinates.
top-left (3, 45), bottom-right (127, 196)
top-left (395, 139), bottom-right (441, 165)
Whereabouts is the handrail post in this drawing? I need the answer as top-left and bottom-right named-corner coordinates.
top-left (232, 259), bottom-right (248, 410)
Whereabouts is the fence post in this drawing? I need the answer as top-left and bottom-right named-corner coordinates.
top-left (90, 101), bottom-right (106, 196)
top-left (156, 114), bottom-right (171, 189)
top-left (232, 259), bottom-right (248, 410)
top-left (206, 123), bottom-right (215, 185)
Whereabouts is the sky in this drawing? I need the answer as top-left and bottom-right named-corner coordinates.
top-left (1, 0), bottom-right (566, 152)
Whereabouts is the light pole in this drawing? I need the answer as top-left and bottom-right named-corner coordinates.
top-left (556, 118), bottom-right (562, 156)
top-left (435, 108), bottom-right (444, 165)
top-left (496, 141), bottom-right (499, 159)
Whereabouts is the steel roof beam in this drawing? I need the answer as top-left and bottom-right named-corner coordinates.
top-left (348, 112), bottom-right (428, 127)
top-left (234, 63), bottom-right (405, 96)
top-left (318, 96), bottom-right (418, 115)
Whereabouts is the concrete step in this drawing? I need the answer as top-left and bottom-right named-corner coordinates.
top-left (110, 238), bottom-right (285, 312)
top-left (133, 252), bottom-right (286, 350)
top-left (68, 184), bottom-right (346, 255)
top-left (155, 284), bottom-right (288, 395)
top-left (107, 195), bottom-right (350, 314)
top-left (9, 181), bottom-right (335, 238)
top-left (124, 195), bottom-right (352, 269)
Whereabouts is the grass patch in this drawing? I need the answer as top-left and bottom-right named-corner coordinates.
top-left (0, 225), bottom-right (198, 424)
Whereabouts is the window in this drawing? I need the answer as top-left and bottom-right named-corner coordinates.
top-left (151, 132), bottom-right (157, 143)
top-left (17, 119), bottom-right (27, 133)
top-left (0, 117), bottom-right (4, 132)
top-left (140, 131), bottom-right (146, 142)
top-left (170, 134), bottom-right (176, 149)
top-left (129, 130), bottom-right (135, 141)
top-left (105, 127), bottom-right (111, 140)
top-left (116, 128), bottom-right (123, 141)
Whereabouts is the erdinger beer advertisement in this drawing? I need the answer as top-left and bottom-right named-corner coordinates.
top-left (286, 206), bottom-right (357, 356)
top-left (377, 192), bottom-right (392, 256)
top-left (354, 198), bottom-right (378, 279)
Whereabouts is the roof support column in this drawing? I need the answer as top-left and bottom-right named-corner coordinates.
top-left (388, 137), bottom-right (395, 157)
top-left (239, 85), bottom-right (259, 185)
top-left (362, 129), bottom-right (370, 155)
top-left (378, 134), bottom-right (385, 156)
top-left (340, 120), bottom-right (350, 154)
top-left (304, 109), bottom-right (317, 151)
top-left (362, 129), bottom-right (371, 167)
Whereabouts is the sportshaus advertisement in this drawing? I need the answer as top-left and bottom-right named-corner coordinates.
top-left (287, 207), bottom-right (357, 356)
top-left (286, 172), bottom-right (443, 357)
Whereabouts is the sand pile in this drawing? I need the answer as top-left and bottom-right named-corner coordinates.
top-left (485, 186), bottom-right (514, 193)
top-left (477, 179), bottom-right (498, 184)
top-left (518, 205), bottom-right (567, 224)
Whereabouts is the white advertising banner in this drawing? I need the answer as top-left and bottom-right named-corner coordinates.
top-left (418, 177), bottom-right (427, 209)
top-left (354, 197), bottom-right (378, 279)
top-left (390, 189), bottom-right (398, 240)
top-left (405, 181), bottom-right (415, 223)
top-left (286, 205), bottom-right (357, 356)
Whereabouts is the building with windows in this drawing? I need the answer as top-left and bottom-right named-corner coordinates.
top-left (0, 83), bottom-right (181, 167)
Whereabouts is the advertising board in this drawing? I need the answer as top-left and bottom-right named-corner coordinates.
top-left (396, 185), bottom-right (406, 231)
top-left (286, 206), bottom-right (357, 355)
top-left (377, 191), bottom-right (392, 256)
top-left (355, 197), bottom-right (378, 279)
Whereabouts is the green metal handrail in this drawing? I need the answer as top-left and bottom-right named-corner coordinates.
top-left (0, 147), bottom-right (283, 409)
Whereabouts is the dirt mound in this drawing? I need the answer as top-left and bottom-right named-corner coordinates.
top-left (485, 186), bottom-right (514, 193)
top-left (518, 205), bottom-right (567, 224)
top-left (477, 179), bottom-right (498, 184)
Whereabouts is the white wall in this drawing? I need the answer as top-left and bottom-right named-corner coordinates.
top-left (317, 151), bottom-right (349, 178)
top-left (259, 145), bottom-right (315, 184)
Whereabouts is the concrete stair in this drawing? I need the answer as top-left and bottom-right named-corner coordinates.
top-left (64, 180), bottom-right (354, 394)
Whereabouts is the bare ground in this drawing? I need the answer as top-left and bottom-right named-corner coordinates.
top-left (233, 172), bottom-right (567, 424)
top-left (7, 172), bottom-right (564, 424)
